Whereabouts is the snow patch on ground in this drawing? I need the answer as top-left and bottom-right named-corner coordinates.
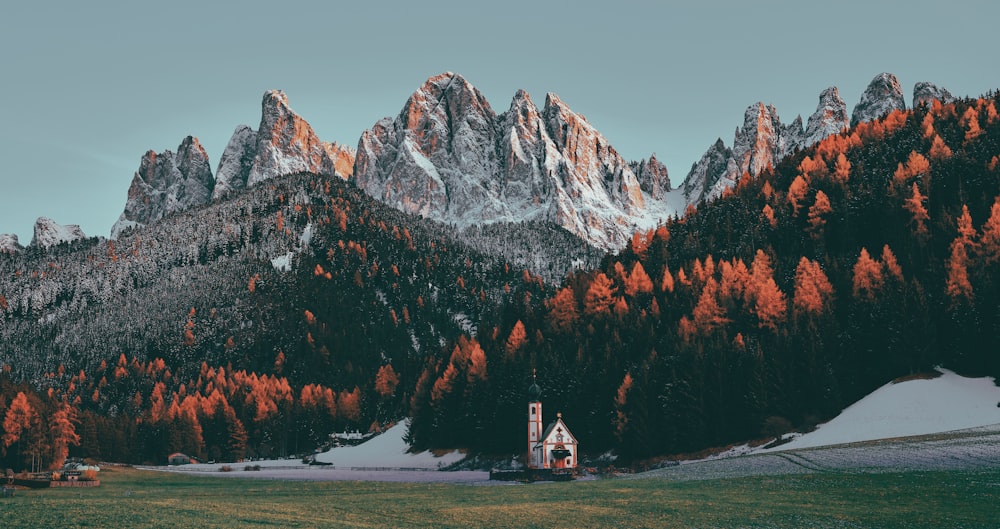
top-left (767, 368), bottom-right (1000, 452)
top-left (271, 252), bottom-right (293, 272)
top-left (314, 420), bottom-right (464, 469)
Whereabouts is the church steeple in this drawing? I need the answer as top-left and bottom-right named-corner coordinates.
top-left (527, 369), bottom-right (544, 468)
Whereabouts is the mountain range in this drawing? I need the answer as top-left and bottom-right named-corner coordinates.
top-left (1, 70), bottom-right (995, 468)
top-left (3, 72), bottom-right (954, 256)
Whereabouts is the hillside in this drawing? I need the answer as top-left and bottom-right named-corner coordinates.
top-left (404, 93), bottom-right (1000, 459)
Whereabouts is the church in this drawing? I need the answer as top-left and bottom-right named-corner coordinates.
top-left (527, 374), bottom-right (578, 470)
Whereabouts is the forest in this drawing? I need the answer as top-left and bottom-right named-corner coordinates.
top-left (2, 93), bottom-right (999, 469)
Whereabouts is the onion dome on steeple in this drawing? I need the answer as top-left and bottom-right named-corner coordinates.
top-left (528, 369), bottom-right (542, 401)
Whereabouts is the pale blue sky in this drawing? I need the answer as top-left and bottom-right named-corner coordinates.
top-left (2, 0), bottom-right (997, 242)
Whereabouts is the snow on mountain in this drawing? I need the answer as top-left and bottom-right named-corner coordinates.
top-left (355, 72), bottom-right (671, 251)
top-left (851, 72), bottom-right (906, 126)
top-left (31, 217), bottom-right (86, 249)
top-left (770, 369), bottom-right (1000, 451)
top-left (0, 233), bottom-right (22, 254)
top-left (111, 136), bottom-right (214, 239)
top-left (912, 81), bottom-right (955, 108)
top-left (213, 90), bottom-right (354, 200)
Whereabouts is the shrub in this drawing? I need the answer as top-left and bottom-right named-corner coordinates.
top-left (219, 465), bottom-right (233, 472)
top-left (81, 469), bottom-right (98, 481)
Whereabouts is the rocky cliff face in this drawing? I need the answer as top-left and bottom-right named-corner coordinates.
top-left (851, 72), bottom-right (906, 126)
top-left (682, 82), bottom-right (852, 205)
top-left (355, 72), bottom-right (654, 251)
top-left (214, 90), bottom-right (353, 200)
top-left (111, 136), bottom-right (214, 238)
top-left (801, 87), bottom-right (850, 148)
top-left (913, 82), bottom-right (955, 108)
top-left (683, 138), bottom-right (732, 203)
top-left (0, 233), bottom-right (21, 254)
top-left (31, 217), bottom-right (86, 249)
top-left (631, 154), bottom-right (671, 200)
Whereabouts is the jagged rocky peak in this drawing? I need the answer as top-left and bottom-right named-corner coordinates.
top-left (355, 71), bottom-right (501, 221)
top-left (683, 138), bottom-right (731, 203)
top-left (852, 72), bottom-right (906, 126)
top-left (913, 82), bottom-right (955, 108)
top-left (541, 92), bottom-right (645, 213)
top-left (355, 72), bottom-right (655, 251)
top-left (732, 102), bottom-right (783, 179)
top-left (498, 89), bottom-right (552, 209)
top-left (214, 90), bottom-right (343, 200)
top-left (31, 217), bottom-right (86, 249)
top-left (0, 233), bottom-right (22, 254)
top-left (802, 86), bottom-right (849, 147)
top-left (111, 136), bottom-right (214, 239)
top-left (631, 154), bottom-right (671, 200)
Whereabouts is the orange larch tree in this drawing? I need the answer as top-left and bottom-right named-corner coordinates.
top-left (807, 190), bottom-right (833, 236)
top-left (583, 272), bottom-right (615, 317)
top-left (792, 257), bottom-right (834, 316)
top-left (945, 238), bottom-right (974, 303)
top-left (748, 250), bottom-right (787, 331)
top-left (903, 183), bottom-right (930, 235)
top-left (545, 287), bottom-right (579, 334)
top-left (852, 248), bottom-right (883, 301)
top-left (787, 175), bottom-right (809, 215)
top-left (374, 364), bottom-right (400, 398)
top-left (979, 196), bottom-right (1000, 264)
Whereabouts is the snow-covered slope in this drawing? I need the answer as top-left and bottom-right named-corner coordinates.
top-left (771, 369), bottom-right (1000, 451)
top-left (314, 420), bottom-right (464, 469)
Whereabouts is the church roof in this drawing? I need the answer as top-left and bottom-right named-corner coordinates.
top-left (533, 414), bottom-right (576, 449)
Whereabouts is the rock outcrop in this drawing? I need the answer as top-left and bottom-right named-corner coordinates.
top-left (111, 136), bottom-right (214, 239)
top-left (31, 217), bottom-right (86, 249)
top-left (913, 82), bottom-right (955, 108)
top-left (0, 233), bottom-right (22, 254)
top-left (214, 90), bottom-right (353, 200)
top-left (631, 154), bottom-right (671, 200)
top-left (682, 83), bottom-right (851, 205)
top-left (355, 72), bottom-right (652, 251)
top-left (851, 73), bottom-right (906, 126)
top-left (682, 138), bottom-right (732, 204)
top-left (801, 87), bottom-right (850, 148)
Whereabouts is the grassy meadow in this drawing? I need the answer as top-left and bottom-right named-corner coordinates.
top-left (1, 467), bottom-right (997, 528)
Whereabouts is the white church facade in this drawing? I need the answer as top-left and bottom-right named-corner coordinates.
top-left (527, 376), bottom-right (578, 470)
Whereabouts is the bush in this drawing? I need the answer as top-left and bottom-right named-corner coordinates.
top-left (81, 469), bottom-right (98, 481)
top-left (244, 465), bottom-right (261, 471)
top-left (219, 465), bottom-right (233, 472)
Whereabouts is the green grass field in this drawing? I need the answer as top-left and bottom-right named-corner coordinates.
top-left (1, 467), bottom-right (997, 528)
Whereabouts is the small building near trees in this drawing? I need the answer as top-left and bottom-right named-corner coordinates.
top-left (168, 453), bottom-right (196, 466)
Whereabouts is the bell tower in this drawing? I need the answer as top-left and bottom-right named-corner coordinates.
top-left (527, 369), bottom-right (543, 469)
